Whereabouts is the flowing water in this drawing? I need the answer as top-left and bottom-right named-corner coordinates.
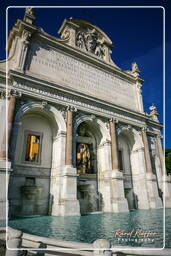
top-left (8, 209), bottom-right (171, 248)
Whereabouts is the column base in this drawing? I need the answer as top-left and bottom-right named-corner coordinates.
top-left (60, 199), bottom-right (80, 216)
top-left (0, 159), bottom-right (11, 169)
top-left (132, 173), bottom-right (150, 210)
top-left (0, 162), bottom-right (11, 221)
top-left (99, 171), bottom-right (113, 213)
top-left (0, 200), bottom-right (7, 222)
top-left (60, 165), bottom-right (80, 216)
top-left (146, 173), bottom-right (163, 209)
top-left (110, 170), bottom-right (129, 213)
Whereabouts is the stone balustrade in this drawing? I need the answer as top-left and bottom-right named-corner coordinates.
top-left (0, 227), bottom-right (171, 256)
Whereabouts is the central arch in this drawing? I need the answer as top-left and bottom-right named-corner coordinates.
top-left (73, 114), bottom-right (111, 214)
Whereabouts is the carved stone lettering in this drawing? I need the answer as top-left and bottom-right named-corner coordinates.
top-left (28, 42), bottom-right (138, 111)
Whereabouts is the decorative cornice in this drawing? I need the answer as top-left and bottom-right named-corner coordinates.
top-left (10, 79), bottom-right (159, 130)
top-left (3, 69), bottom-right (162, 130)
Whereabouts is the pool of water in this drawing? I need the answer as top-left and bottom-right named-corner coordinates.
top-left (9, 209), bottom-right (171, 248)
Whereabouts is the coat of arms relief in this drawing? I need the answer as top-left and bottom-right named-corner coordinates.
top-left (76, 28), bottom-right (106, 59)
top-left (58, 18), bottom-right (116, 65)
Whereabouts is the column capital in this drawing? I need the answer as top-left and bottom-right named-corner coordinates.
top-left (156, 134), bottom-right (163, 139)
top-left (66, 105), bottom-right (77, 112)
top-left (109, 117), bottom-right (118, 124)
top-left (141, 126), bottom-right (147, 132)
top-left (0, 89), bottom-right (22, 99)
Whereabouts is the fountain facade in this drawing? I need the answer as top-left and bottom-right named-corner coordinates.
top-left (0, 8), bottom-right (170, 221)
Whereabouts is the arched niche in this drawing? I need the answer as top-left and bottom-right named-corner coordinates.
top-left (9, 102), bottom-right (66, 217)
top-left (117, 125), bottom-right (148, 210)
top-left (73, 114), bottom-right (111, 215)
top-left (13, 102), bottom-right (66, 166)
top-left (73, 114), bottom-right (111, 173)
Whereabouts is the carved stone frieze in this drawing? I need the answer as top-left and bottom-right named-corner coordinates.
top-left (12, 81), bottom-right (147, 127)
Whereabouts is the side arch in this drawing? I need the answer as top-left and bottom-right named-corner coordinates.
top-left (15, 102), bottom-right (66, 134)
top-left (117, 125), bottom-right (149, 210)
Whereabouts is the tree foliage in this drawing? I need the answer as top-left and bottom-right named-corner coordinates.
top-left (165, 149), bottom-right (171, 175)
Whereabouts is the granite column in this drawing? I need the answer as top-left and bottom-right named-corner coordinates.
top-left (141, 127), bottom-right (153, 173)
top-left (141, 127), bottom-right (162, 208)
top-left (109, 118), bottom-right (128, 212)
top-left (0, 89), bottom-right (21, 221)
top-left (0, 89), bottom-right (21, 161)
top-left (155, 134), bottom-right (165, 175)
top-left (109, 118), bottom-right (119, 171)
top-left (61, 106), bottom-right (80, 216)
top-left (65, 107), bottom-right (74, 166)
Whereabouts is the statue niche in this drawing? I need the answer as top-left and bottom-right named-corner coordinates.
top-left (77, 143), bottom-right (91, 174)
top-left (76, 122), bottom-right (96, 175)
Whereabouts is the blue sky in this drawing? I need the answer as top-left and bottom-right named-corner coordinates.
top-left (0, 0), bottom-right (170, 147)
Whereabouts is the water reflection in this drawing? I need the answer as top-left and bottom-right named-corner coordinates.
top-left (8, 209), bottom-right (169, 248)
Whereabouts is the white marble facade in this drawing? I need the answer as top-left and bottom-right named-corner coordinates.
top-left (0, 8), bottom-right (170, 220)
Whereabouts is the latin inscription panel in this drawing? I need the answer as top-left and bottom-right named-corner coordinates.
top-left (28, 42), bottom-right (138, 111)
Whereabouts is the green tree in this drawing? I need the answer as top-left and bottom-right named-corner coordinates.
top-left (165, 149), bottom-right (171, 175)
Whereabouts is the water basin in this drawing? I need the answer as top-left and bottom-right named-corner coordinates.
top-left (8, 209), bottom-right (171, 248)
